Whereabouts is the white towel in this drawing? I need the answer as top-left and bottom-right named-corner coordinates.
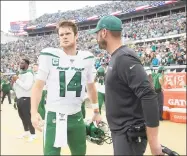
top-left (53, 112), bottom-right (68, 148)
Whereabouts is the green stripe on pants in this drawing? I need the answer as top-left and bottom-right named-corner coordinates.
top-left (38, 90), bottom-right (47, 120)
top-left (81, 101), bottom-right (86, 119)
top-left (44, 111), bottom-right (86, 155)
top-left (98, 92), bottom-right (105, 114)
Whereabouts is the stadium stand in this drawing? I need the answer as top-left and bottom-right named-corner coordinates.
top-left (26, 1), bottom-right (154, 26)
top-left (1, 31), bottom-right (19, 44)
top-left (1, 1), bottom-right (186, 73)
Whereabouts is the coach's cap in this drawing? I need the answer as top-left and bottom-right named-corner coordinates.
top-left (89, 15), bottom-right (122, 34)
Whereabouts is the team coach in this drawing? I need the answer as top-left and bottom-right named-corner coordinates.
top-left (89, 15), bottom-right (163, 155)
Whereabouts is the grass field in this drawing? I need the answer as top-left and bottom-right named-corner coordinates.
top-left (1, 98), bottom-right (186, 155)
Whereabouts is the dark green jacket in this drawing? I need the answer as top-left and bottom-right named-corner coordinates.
top-left (2, 82), bottom-right (11, 93)
top-left (152, 72), bottom-right (162, 90)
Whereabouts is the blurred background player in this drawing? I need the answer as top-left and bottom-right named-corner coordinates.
top-left (1, 76), bottom-right (12, 105)
top-left (0, 74), bottom-right (5, 99)
top-left (152, 66), bottom-right (166, 121)
top-left (33, 63), bottom-right (39, 76)
top-left (95, 61), bottom-right (107, 114)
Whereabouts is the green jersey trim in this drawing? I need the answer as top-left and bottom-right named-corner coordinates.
top-left (19, 69), bottom-right (34, 75)
top-left (83, 56), bottom-right (94, 60)
top-left (40, 52), bottom-right (60, 58)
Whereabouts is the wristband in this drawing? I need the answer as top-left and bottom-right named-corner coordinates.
top-left (94, 111), bottom-right (100, 115)
top-left (91, 103), bottom-right (99, 110)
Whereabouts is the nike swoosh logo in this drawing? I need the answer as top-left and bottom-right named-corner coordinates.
top-left (130, 65), bottom-right (136, 70)
top-left (108, 66), bottom-right (112, 70)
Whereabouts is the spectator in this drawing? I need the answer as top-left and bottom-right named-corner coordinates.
top-left (152, 54), bottom-right (159, 66)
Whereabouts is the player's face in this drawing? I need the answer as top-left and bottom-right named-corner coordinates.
top-left (33, 65), bottom-right (38, 72)
top-left (20, 60), bottom-right (26, 70)
top-left (96, 30), bottom-right (107, 50)
top-left (58, 27), bottom-right (78, 48)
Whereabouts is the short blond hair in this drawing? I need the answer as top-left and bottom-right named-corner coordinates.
top-left (56, 20), bottom-right (78, 36)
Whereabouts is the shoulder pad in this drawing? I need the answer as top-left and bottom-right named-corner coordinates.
top-left (40, 47), bottom-right (61, 58)
top-left (79, 50), bottom-right (94, 60)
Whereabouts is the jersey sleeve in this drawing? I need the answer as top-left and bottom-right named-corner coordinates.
top-left (38, 49), bottom-right (53, 73)
top-left (36, 48), bottom-right (59, 81)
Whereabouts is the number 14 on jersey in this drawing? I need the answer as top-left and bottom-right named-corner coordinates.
top-left (59, 71), bottom-right (82, 97)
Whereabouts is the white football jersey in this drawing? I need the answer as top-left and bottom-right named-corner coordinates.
top-left (38, 47), bottom-right (95, 114)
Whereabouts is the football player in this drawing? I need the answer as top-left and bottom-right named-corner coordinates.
top-left (95, 61), bottom-right (107, 114)
top-left (32, 63), bottom-right (39, 77)
top-left (31, 20), bottom-right (101, 155)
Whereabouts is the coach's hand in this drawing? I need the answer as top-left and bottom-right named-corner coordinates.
top-left (150, 142), bottom-right (164, 156)
top-left (92, 111), bottom-right (102, 124)
top-left (31, 112), bottom-right (44, 132)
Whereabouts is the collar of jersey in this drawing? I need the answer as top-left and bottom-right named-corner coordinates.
top-left (60, 49), bottom-right (79, 56)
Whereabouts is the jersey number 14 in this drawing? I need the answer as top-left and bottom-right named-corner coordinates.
top-left (59, 71), bottom-right (82, 97)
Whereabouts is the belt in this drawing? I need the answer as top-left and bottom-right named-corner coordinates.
top-left (18, 97), bottom-right (30, 100)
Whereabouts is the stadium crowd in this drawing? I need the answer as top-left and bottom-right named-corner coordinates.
top-left (1, 3), bottom-right (186, 73)
top-left (123, 12), bottom-right (186, 40)
top-left (27, 1), bottom-right (154, 27)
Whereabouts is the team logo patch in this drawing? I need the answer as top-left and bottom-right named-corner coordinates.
top-left (52, 58), bottom-right (59, 66)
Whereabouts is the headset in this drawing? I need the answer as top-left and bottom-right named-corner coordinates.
top-left (162, 145), bottom-right (180, 156)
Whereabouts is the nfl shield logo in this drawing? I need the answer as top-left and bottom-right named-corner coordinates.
top-left (70, 59), bottom-right (74, 63)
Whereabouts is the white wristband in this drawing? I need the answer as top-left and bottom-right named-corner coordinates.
top-left (91, 103), bottom-right (99, 110)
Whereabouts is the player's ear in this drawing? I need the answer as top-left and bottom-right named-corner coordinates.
top-left (102, 29), bottom-right (107, 38)
top-left (75, 33), bottom-right (78, 41)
